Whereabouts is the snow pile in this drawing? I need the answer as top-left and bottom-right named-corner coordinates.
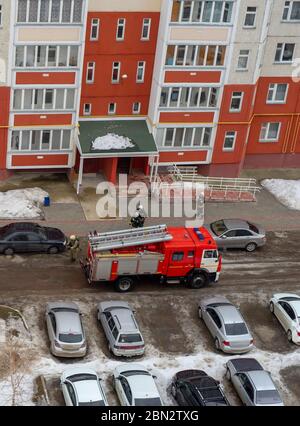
top-left (92, 133), bottom-right (134, 150)
top-left (0, 188), bottom-right (48, 219)
top-left (262, 179), bottom-right (300, 211)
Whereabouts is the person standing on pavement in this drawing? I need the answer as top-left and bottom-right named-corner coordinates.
top-left (67, 235), bottom-right (80, 262)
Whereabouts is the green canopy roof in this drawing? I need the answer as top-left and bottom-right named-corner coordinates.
top-left (77, 120), bottom-right (158, 158)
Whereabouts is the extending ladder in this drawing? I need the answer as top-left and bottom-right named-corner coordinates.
top-left (88, 224), bottom-right (173, 252)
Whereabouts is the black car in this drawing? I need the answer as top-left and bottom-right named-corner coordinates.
top-left (171, 370), bottom-right (230, 406)
top-left (0, 222), bottom-right (67, 255)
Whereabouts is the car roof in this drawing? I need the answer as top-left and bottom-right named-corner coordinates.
top-left (55, 310), bottom-right (82, 335)
top-left (229, 358), bottom-right (263, 373)
top-left (74, 378), bottom-right (102, 403)
top-left (223, 219), bottom-right (249, 230)
top-left (113, 308), bottom-right (139, 332)
top-left (288, 300), bottom-right (300, 316)
top-left (126, 373), bottom-right (160, 399)
top-left (247, 371), bottom-right (276, 391)
top-left (215, 304), bottom-right (243, 324)
top-left (3, 222), bottom-right (41, 232)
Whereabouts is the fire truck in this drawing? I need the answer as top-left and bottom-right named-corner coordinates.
top-left (82, 224), bottom-right (222, 292)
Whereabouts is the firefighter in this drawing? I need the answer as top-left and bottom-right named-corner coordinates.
top-left (67, 235), bottom-right (80, 262)
top-left (130, 203), bottom-right (146, 228)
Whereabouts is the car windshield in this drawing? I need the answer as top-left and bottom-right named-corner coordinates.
top-left (247, 222), bottom-right (259, 233)
top-left (256, 390), bottom-right (282, 405)
top-left (121, 370), bottom-right (150, 378)
top-left (118, 334), bottom-right (143, 344)
top-left (0, 225), bottom-right (10, 237)
top-left (224, 323), bottom-right (248, 335)
top-left (211, 220), bottom-right (228, 236)
top-left (68, 374), bottom-right (97, 382)
top-left (59, 333), bottom-right (83, 343)
top-left (134, 398), bottom-right (162, 406)
top-left (79, 400), bottom-right (105, 406)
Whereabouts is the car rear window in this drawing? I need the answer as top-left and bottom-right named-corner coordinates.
top-left (247, 222), bottom-right (259, 233)
top-left (256, 390), bottom-right (282, 405)
top-left (211, 220), bottom-right (228, 236)
top-left (224, 323), bottom-right (248, 336)
top-left (118, 334), bottom-right (143, 344)
top-left (134, 398), bottom-right (162, 406)
top-left (59, 333), bottom-right (83, 343)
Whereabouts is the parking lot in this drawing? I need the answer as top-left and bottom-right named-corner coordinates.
top-left (0, 230), bottom-right (300, 406)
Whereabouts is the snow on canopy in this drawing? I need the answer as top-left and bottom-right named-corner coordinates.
top-left (91, 133), bottom-right (134, 151)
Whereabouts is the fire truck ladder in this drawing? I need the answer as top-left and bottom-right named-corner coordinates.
top-left (89, 224), bottom-right (173, 252)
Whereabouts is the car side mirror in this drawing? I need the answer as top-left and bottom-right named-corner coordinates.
top-left (222, 235), bottom-right (227, 239)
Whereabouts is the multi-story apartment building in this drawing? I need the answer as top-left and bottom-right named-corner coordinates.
top-left (0, 0), bottom-right (299, 185)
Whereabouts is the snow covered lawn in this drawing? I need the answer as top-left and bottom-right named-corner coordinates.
top-left (262, 179), bottom-right (300, 211)
top-left (0, 188), bottom-right (48, 219)
top-left (92, 133), bottom-right (134, 151)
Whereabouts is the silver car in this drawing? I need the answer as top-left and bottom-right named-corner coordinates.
top-left (198, 296), bottom-right (253, 354)
top-left (45, 302), bottom-right (87, 358)
top-left (97, 301), bottom-right (145, 357)
top-left (226, 358), bottom-right (284, 406)
top-left (205, 219), bottom-right (266, 252)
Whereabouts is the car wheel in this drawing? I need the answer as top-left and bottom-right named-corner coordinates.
top-left (108, 342), bottom-right (112, 353)
top-left (226, 367), bottom-right (231, 381)
top-left (114, 277), bottom-right (134, 293)
top-left (48, 246), bottom-right (59, 254)
top-left (287, 330), bottom-right (293, 342)
top-left (215, 338), bottom-right (221, 351)
top-left (270, 301), bottom-right (275, 314)
top-left (3, 247), bottom-right (14, 256)
top-left (245, 242), bottom-right (257, 252)
top-left (198, 307), bottom-right (203, 319)
top-left (188, 273), bottom-right (208, 289)
top-left (171, 383), bottom-right (177, 399)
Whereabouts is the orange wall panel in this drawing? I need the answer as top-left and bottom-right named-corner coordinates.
top-left (14, 114), bottom-right (73, 126)
top-left (11, 154), bottom-right (69, 167)
top-left (80, 96), bottom-right (149, 116)
top-left (16, 72), bottom-right (76, 85)
top-left (159, 150), bottom-right (208, 163)
top-left (212, 124), bottom-right (249, 164)
top-left (164, 71), bottom-right (222, 84)
top-left (219, 85), bottom-right (255, 122)
top-left (159, 111), bottom-right (214, 123)
top-left (0, 87), bottom-right (10, 169)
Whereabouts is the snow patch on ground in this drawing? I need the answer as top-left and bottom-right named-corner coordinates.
top-left (262, 179), bottom-right (300, 211)
top-left (0, 188), bottom-right (48, 219)
top-left (92, 133), bottom-right (134, 151)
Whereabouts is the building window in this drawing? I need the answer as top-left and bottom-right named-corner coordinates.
top-left (165, 44), bottom-right (226, 67)
top-left (275, 43), bottom-right (295, 63)
top-left (283, 1), bottom-right (300, 21)
top-left (141, 18), bottom-right (151, 40)
top-left (267, 83), bottom-right (288, 103)
top-left (83, 103), bottom-right (92, 115)
top-left (136, 61), bottom-right (146, 83)
top-left (159, 86), bottom-right (219, 109)
top-left (13, 88), bottom-right (75, 110)
top-left (86, 62), bottom-right (95, 83)
top-left (108, 103), bottom-right (116, 114)
top-left (17, 0), bottom-right (83, 23)
top-left (133, 102), bottom-right (141, 114)
top-left (230, 92), bottom-right (244, 112)
top-left (244, 6), bottom-right (257, 27)
top-left (11, 129), bottom-right (72, 151)
top-left (171, 0), bottom-right (233, 24)
top-left (90, 18), bottom-right (100, 41)
top-left (223, 131), bottom-right (236, 151)
top-left (15, 44), bottom-right (79, 68)
top-left (116, 18), bottom-right (126, 40)
top-left (237, 49), bottom-right (250, 70)
top-left (156, 127), bottom-right (212, 148)
top-left (112, 62), bottom-right (120, 83)
top-left (259, 123), bottom-right (281, 142)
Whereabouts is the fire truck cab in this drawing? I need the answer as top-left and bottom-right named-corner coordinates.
top-left (82, 225), bottom-right (221, 292)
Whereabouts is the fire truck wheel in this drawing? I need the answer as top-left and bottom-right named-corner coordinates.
top-left (245, 242), bottom-right (257, 252)
top-left (114, 277), bottom-right (134, 293)
top-left (189, 273), bottom-right (208, 289)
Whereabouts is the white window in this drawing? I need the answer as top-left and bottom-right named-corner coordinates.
top-left (267, 84), bottom-right (288, 103)
top-left (83, 103), bottom-right (92, 115)
top-left (15, 45), bottom-right (79, 68)
top-left (171, 1), bottom-right (233, 24)
top-left (136, 61), bottom-right (146, 83)
top-left (13, 88), bottom-right (75, 110)
top-left (112, 62), bottom-right (120, 83)
top-left (141, 18), bottom-right (151, 40)
top-left (165, 44), bottom-right (226, 67)
top-left (244, 6), bottom-right (257, 27)
top-left (158, 127), bottom-right (212, 148)
top-left (17, 0), bottom-right (83, 23)
top-left (90, 18), bottom-right (100, 41)
top-left (0, 4), bottom-right (2, 26)
top-left (86, 62), bottom-right (95, 83)
top-left (108, 103), bottom-right (116, 114)
top-left (259, 123), bottom-right (281, 142)
top-left (223, 131), bottom-right (236, 151)
top-left (283, 1), bottom-right (300, 21)
top-left (230, 92), bottom-right (244, 112)
top-left (11, 129), bottom-right (71, 151)
top-left (275, 43), bottom-right (295, 63)
top-left (133, 102), bottom-right (141, 114)
top-left (159, 86), bottom-right (219, 109)
top-left (116, 18), bottom-right (126, 40)
top-left (237, 50), bottom-right (250, 70)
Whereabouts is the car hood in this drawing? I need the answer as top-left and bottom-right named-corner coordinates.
top-left (43, 227), bottom-right (66, 241)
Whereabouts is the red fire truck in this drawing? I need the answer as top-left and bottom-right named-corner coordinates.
top-left (82, 224), bottom-right (222, 292)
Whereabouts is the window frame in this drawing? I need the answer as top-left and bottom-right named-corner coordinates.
top-left (266, 83), bottom-right (288, 104)
top-left (229, 91), bottom-right (244, 112)
top-left (111, 61), bottom-right (121, 84)
top-left (83, 103), bottom-right (92, 116)
top-left (141, 18), bottom-right (151, 40)
top-left (243, 6), bottom-right (257, 28)
top-left (16, 0), bottom-right (83, 24)
top-left (223, 131), bottom-right (237, 151)
top-left (90, 18), bottom-right (100, 41)
top-left (108, 102), bottom-right (116, 115)
top-left (165, 44), bottom-right (226, 68)
top-left (237, 49), bottom-right (250, 70)
top-left (158, 126), bottom-right (212, 149)
top-left (116, 17), bottom-right (126, 41)
top-left (132, 102), bottom-right (141, 114)
top-left (274, 43), bottom-right (295, 63)
top-left (259, 122), bottom-right (281, 142)
top-left (282, 1), bottom-right (300, 21)
top-left (86, 61), bottom-right (95, 83)
top-left (136, 61), bottom-right (146, 83)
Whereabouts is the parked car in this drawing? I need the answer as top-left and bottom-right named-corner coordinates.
top-left (113, 364), bottom-right (163, 406)
top-left (198, 296), bottom-right (253, 354)
top-left (226, 358), bottom-right (284, 406)
top-left (0, 222), bottom-right (66, 255)
top-left (45, 302), bottom-right (87, 358)
top-left (171, 370), bottom-right (230, 406)
top-left (61, 367), bottom-right (108, 406)
top-left (97, 301), bottom-right (145, 357)
top-left (204, 219), bottom-right (266, 252)
top-left (270, 293), bottom-right (300, 344)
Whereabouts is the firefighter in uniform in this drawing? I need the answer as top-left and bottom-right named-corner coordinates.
top-left (67, 235), bottom-right (80, 262)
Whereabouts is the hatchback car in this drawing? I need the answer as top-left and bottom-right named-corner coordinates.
top-left (205, 219), bottom-right (266, 252)
top-left (97, 301), bottom-right (145, 357)
top-left (61, 367), bottom-right (108, 406)
top-left (0, 222), bottom-right (66, 255)
top-left (198, 296), bottom-right (253, 354)
top-left (45, 302), bottom-right (87, 358)
top-left (226, 358), bottom-right (284, 406)
top-left (171, 370), bottom-right (230, 406)
top-left (270, 293), bottom-right (300, 344)
top-left (113, 364), bottom-right (163, 406)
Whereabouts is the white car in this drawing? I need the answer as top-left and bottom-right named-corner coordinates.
top-left (113, 364), bottom-right (163, 406)
top-left (270, 293), bottom-right (300, 344)
top-left (61, 367), bottom-right (108, 406)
